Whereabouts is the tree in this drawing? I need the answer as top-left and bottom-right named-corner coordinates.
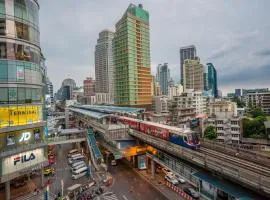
top-left (243, 117), bottom-right (266, 139)
top-left (204, 126), bottom-right (217, 140)
top-left (232, 97), bottom-right (246, 108)
top-left (250, 107), bottom-right (265, 118)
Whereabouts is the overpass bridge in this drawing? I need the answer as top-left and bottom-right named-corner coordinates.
top-left (68, 105), bottom-right (270, 197)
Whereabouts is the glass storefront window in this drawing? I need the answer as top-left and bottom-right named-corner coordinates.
top-left (0, 87), bottom-right (41, 103)
top-left (0, 87), bottom-right (8, 103)
top-left (0, 41), bottom-right (40, 64)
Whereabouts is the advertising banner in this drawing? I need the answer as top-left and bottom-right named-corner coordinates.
top-left (1, 148), bottom-right (47, 176)
top-left (0, 105), bottom-right (42, 128)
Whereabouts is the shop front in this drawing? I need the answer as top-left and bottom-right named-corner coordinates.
top-left (0, 126), bottom-right (44, 152)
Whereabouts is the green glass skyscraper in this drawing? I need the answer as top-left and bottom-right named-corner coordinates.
top-left (113, 4), bottom-right (151, 108)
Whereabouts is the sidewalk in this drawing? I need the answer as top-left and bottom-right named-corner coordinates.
top-left (133, 168), bottom-right (185, 200)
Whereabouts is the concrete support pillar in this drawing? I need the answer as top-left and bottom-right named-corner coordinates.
top-left (76, 142), bottom-right (81, 149)
top-left (65, 108), bottom-right (69, 129)
top-left (41, 168), bottom-right (44, 187)
top-left (151, 159), bottom-right (155, 179)
top-left (5, 181), bottom-right (10, 200)
top-left (132, 156), bottom-right (136, 167)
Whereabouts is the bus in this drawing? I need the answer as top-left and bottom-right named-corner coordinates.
top-left (72, 166), bottom-right (88, 180)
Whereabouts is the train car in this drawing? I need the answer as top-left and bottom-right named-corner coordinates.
top-left (114, 115), bottom-right (200, 150)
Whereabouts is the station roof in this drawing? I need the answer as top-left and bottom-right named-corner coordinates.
top-left (71, 105), bottom-right (145, 115)
top-left (193, 171), bottom-right (256, 199)
top-left (69, 107), bottom-right (110, 119)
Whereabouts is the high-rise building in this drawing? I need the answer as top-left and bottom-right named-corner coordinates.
top-left (245, 91), bottom-right (270, 115)
top-left (235, 89), bottom-right (241, 98)
top-left (183, 59), bottom-right (204, 91)
top-left (46, 77), bottom-right (54, 104)
top-left (113, 4), bottom-right (152, 108)
top-left (242, 88), bottom-right (268, 97)
top-left (95, 29), bottom-right (114, 102)
top-left (0, 1), bottom-right (47, 198)
top-left (83, 77), bottom-right (95, 97)
top-left (204, 63), bottom-right (218, 97)
top-left (168, 84), bottom-right (183, 100)
top-left (180, 45), bottom-right (197, 84)
top-left (156, 63), bottom-right (170, 95)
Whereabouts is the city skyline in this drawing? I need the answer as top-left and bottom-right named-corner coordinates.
top-left (39, 0), bottom-right (270, 94)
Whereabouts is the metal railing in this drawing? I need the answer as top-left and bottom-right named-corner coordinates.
top-left (146, 151), bottom-right (198, 185)
top-left (129, 129), bottom-right (270, 196)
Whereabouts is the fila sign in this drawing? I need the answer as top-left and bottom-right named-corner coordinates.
top-left (13, 153), bottom-right (35, 165)
top-left (1, 148), bottom-right (47, 176)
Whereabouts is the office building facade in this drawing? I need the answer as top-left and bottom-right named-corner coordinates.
top-left (245, 92), bottom-right (270, 116)
top-left (156, 63), bottom-right (170, 95)
top-left (183, 59), bottom-right (204, 91)
top-left (95, 29), bottom-right (114, 103)
top-left (83, 77), bottom-right (95, 97)
top-left (0, 1), bottom-right (47, 199)
top-left (206, 100), bottom-right (241, 144)
top-left (204, 63), bottom-right (217, 97)
top-left (180, 45), bottom-right (197, 84)
top-left (113, 4), bottom-right (152, 108)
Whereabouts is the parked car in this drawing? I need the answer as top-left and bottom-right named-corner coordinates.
top-left (43, 167), bottom-right (55, 176)
top-left (184, 187), bottom-right (200, 199)
top-left (165, 175), bottom-right (178, 185)
top-left (174, 174), bottom-right (186, 184)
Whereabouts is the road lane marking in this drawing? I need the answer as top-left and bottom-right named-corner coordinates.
top-left (122, 195), bottom-right (129, 200)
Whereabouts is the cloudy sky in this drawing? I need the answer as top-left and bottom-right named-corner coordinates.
top-left (39, 0), bottom-right (270, 95)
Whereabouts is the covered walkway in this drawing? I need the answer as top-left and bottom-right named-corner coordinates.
top-left (87, 129), bottom-right (102, 162)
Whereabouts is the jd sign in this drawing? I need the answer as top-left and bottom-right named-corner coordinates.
top-left (19, 132), bottom-right (31, 142)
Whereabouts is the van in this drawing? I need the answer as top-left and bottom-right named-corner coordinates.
top-left (72, 166), bottom-right (88, 180)
top-left (72, 163), bottom-right (86, 173)
top-left (69, 153), bottom-right (81, 159)
top-left (71, 161), bottom-right (85, 169)
top-left (69, 155), bottom-right (85, 165)
top-left (68, 149), bottom-right (80, 158)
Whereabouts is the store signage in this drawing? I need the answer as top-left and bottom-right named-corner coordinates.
top-left (1, 148), bottom-right (47, 176)
top-left (0, 105), bottom-right (42, 128)
top-left (18, 132), bottom-right (31, 142)
top-left (14, 153), bottom-right (35, 166)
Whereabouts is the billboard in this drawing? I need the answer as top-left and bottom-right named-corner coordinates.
top-left (0, 105), bottom-right (42, 128)
top-left (1, 148), bottom-right (47, 176)
top-left (0, 127), bottom-right (43, 152)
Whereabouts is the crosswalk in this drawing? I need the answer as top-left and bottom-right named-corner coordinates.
top-left (101, 192), bottom-right (119, 200)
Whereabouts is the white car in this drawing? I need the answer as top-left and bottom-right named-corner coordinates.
top-left (165, 175), bottom-right (178, 185)
top-left (174, 174), bottom-right (186, 184)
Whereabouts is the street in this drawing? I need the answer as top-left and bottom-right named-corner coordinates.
top-left (108, 159), bottom-right (168, 200)
top-left (48, 143), bottom-right (90, 196)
